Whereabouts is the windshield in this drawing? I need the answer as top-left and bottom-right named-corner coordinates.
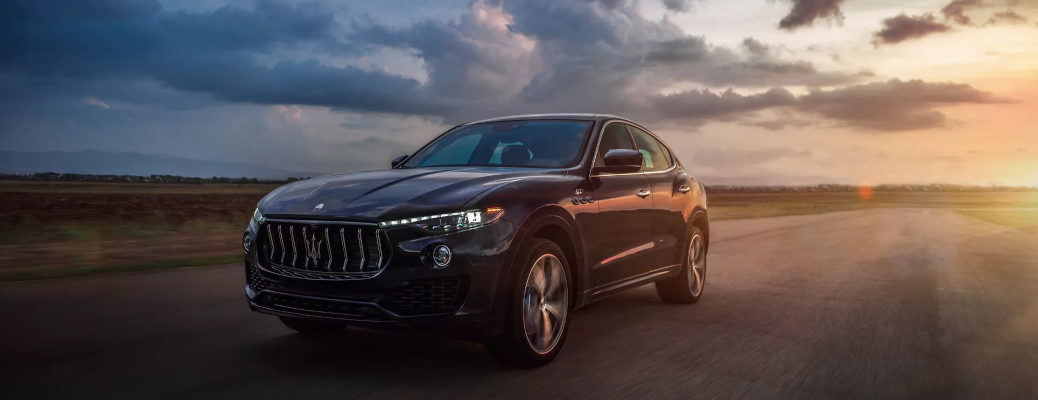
top-left (404, 120), bottom-right (592, 168)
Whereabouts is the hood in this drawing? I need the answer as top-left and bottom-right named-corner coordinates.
top-left (258, 167), bottom-right (559, 221)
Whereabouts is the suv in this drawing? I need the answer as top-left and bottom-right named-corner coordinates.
top-left (243, 114), bottom-right (709, 366)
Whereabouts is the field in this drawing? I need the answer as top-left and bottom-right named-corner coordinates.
top-left (1, 181), bottom-right (1036, 281)
top-left (0, 181), bottom-right (276, 281)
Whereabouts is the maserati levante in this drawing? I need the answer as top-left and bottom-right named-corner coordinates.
top-left (242, 114), bottom-right (709, 366)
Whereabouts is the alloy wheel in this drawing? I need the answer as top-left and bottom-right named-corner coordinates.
top-left (688, 233), bottom-right (705, 297)
top-left (522, 254), bottom-right (569, 354)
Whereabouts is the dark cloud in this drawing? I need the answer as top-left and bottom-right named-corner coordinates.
top-left (358, 0), bottom-right (864, 121)
top-left (662, 0), bottom-right (693, 12)
top-left (0, 0), bottom-right (1007, 147)
top-left (874, 0), bottom-right (1036, 45)
top-left (645, 37), bottom-right (712, 63)
top-left (873, 14), bottom-right (952, 45)
top-left (650, 88), bottom-right (798, 121)
top-left (651, 79), bottom-right (1003, 131)
top-left (588, 0), bottom-right (629, 10)
top-left (778, 0), bottom-right (846, 30)
top-left (0, 0), bottom-right (445, 114)
top-left (742, 37), bottom-right (770, 57)
top-left (941, 0), bottom-right (986, 25)
top-left (0, 0), bottom-right (350, 77)
top-left (986, 10), bottom-right (1029, 25)
top-left (795, 79), bottom-right (1003, 131)
top-left (353, 5), bottom-right (539, 102)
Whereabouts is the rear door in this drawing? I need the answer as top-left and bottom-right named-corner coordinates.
top-left (584, 121), bottom-right (656, 289)
top-left (627, 124), bottom-right (688, 269)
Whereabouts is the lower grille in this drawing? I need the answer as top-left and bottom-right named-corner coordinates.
top-left (266, 293), bottom-right (385, 319)
top-left (248, 269), bottom-right (469, 318)
top-left (381, 277), bottom-right (468, 316)
top-left (246, 263), bottom-right (271, 292)
top-left (258, 221), bottom-right (388, 280)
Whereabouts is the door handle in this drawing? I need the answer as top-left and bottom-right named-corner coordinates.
top-left (636, 189), bottom-right (651, 198)
top-left (677, 184), bottom-right (691, 193)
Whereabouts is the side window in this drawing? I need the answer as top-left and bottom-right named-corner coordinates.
top-left (628, 125), bottom-right (672, 171)
top-left (595, 122), bottom-right (636, 168)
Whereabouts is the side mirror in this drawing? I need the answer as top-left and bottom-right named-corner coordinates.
top-left (599, 149), bottom-right (643, 173)
top-left (390, 154), bottom-right (409, 168)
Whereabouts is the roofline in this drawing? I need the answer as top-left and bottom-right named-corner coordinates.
top-left (461, 113), bottom-right (629, 125)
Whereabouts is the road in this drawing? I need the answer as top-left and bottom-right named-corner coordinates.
top-left (2, 209), bottom-right (1037, 399)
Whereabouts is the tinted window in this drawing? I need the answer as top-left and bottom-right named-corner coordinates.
top-left (628, 125), bottom-right (671, 171)
top-left (594, 122), bottom-right (636, 168)
top-left (418, 133), bottom-right (483, 166)
top-left (406, 120), bottom-right (591, 168)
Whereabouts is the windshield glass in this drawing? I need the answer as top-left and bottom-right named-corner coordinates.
top-left (405, 120), bottom-right (592, 168)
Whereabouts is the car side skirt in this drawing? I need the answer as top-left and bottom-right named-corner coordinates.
top-left (581, 264), bottom-right (682, 304)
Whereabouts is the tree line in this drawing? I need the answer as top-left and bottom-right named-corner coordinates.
top-left (0, 172), bottom-right (307, 184)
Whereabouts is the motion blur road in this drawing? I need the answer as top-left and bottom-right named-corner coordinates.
top-left (3, 209), bottom-right (1037, 399)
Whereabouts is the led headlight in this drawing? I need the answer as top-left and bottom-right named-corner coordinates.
top-left (252, 208), bottom-right (266, 225)
top-left (379, 207), bottom-right (505, 234)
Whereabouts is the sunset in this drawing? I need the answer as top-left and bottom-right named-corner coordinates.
top-left (2, 0), bottom-right (1038, 398)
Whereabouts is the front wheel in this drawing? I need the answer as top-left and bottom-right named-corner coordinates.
top-left (656, 226), bottom-right (707, 304)
top-left (485, 238), bottom-right (571, 367)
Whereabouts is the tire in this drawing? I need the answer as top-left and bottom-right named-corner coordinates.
top-left (278, 316), bottom-right (346, 334)
top-left (485, 238), bottom-right (572, 367)
top-left (656, 226), bottom-right (707, 304)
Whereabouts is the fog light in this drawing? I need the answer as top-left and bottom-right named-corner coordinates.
top-left (431, 244), bottom-right (452, 268)
top-left (242, 232), bottom-right (252, 254)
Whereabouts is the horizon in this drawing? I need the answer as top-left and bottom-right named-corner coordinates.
top-left (1, 0), bottom-right (1037, 185)
top-left (4, 164), bottom-right (1038, 190)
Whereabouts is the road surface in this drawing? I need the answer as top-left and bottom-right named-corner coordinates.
top-left (2, 209), bottom-right (1037, 399)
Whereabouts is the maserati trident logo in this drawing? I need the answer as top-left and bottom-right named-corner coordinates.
top-left (303, 230), bottom-right (322, 265)
top-left (313, 203), bottom-right (324, 212)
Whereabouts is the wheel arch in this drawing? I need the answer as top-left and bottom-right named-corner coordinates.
top-left (504, 205), bottom-right (585, 308)
top-left (690, 207), bottom-right (710, 251)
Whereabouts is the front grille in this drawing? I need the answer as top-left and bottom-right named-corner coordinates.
top-left (259, 221), bottom-right (387, 280)
top-left (381, 277), bottom-right (468, 316)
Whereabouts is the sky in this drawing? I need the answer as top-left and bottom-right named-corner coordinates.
top-left (1, 0), bottom-right (1037, 185)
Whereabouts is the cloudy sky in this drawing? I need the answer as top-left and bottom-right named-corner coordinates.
top-left (2, 0), bottom-right (1037, 185)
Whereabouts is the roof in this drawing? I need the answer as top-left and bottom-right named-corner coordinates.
top-left (462, 113), bottom-right (628, 125)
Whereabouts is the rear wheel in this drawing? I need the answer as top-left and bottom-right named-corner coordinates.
top-left (486, 238), bottom-right (571, 367)
top-left (656, 226), bottom-right (706, 304)
top-left (278, 316), bottom-right (346, 334)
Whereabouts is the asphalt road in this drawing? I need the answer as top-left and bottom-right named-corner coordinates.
top-left (2, 208), bottom-right (1037, 399)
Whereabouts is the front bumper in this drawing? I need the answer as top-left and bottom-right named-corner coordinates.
top-left (243, 219), bottom-right (518, 338)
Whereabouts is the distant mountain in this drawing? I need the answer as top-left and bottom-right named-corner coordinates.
top-left (0, 150), bottom-right (322, 179)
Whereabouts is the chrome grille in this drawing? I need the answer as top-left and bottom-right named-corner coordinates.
top-left (259, 221), bottom-right (387, 280)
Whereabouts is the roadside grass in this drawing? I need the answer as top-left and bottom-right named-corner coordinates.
top-left (0, 254), bottom-right (241, 282)
top-left (709, 191), bottom-right (1038, 220)
top-left (954, 208), bottom-right (1038, 235)
top-left (2, 180), bottom-right (1035, 282)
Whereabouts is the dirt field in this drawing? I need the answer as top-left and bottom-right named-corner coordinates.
top-left (1, 181), bottom-right (1035, 281)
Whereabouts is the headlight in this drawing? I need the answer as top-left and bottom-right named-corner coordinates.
top-left (379, 207), bottom-right (505, 234)
top-left (252, 208), bottom-right (266, 225)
